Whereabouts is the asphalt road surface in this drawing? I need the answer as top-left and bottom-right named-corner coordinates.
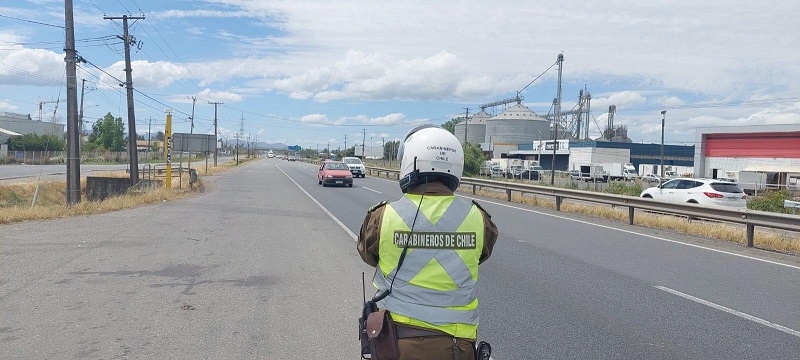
top-left (2, 158), bottom-right (798, 359)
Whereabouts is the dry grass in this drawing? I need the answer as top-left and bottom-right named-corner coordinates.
top-left (459, 185), bottom-right (800, 255)
top-left (0, 157), bottom-right (253, 225)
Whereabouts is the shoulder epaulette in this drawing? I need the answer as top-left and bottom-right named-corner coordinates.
top-left (368, 200), bottom-right (388, 213)
top-left (472, 200), bottom-right (490, 216)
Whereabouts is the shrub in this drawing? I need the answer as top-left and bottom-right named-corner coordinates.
top-left (747, 189), bottom-right (794, 213)
top-left (605, 181), bottom-right (644, 196)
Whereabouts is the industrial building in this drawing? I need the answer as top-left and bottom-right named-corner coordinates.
top-left (455, 96), bottom-right (695, 173)
top-left (695, 124), bottom-right (800, 190)
top-left (1, 112), bottom-right (65, 157)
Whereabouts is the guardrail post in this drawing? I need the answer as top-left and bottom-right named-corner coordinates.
top-left (746, 224), bottom-right (754, 247)
top-left (472, 184), bottom-right (476, 194)
top-left (556, 196), bottom-right (562, 211)
top-left (628, 207), bottom-right (634, 225)
top-left (506, 189), bottom-right (512, 202)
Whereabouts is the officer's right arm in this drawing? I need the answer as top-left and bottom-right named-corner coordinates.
top-left (357, 201), bottom-right (386, 267)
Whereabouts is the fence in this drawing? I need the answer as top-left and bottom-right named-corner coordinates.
top-left (1, 150), bottom-right (205, 164)
top-left (363, 165), bottom-right (800, 249)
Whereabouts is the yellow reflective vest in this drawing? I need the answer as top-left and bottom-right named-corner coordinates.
top-left (373, 193), bottom-right (485, 339)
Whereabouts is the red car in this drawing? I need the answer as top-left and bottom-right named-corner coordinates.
top-left (318, 161), bottom-right (353, 187)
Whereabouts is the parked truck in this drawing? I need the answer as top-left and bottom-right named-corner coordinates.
top-left (492, 158), bottom-right (524, 177)
top-left (596, 162), bottom-right (638, 181)
top-left (577, 164), bottom-right (605, 182)
top-left (640, 165), bottom-right (694, 178)
top-left (727, 170), bottom-right (768, 195)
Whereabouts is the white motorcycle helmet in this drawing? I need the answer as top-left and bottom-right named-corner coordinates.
top-left (397, 125), bottom-right (464, 193)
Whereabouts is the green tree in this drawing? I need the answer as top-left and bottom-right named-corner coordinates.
top-left (462, 142), bottom-right (486, 177)
top-left (155, 131), bottom-right (165, 141)
top-left (7, 133), bottom-right (65, 151)
top-left (383, 140), bottom-right (400, 160)
top-left (441, 117), bottom-right (463, 134)
top-left (89, 112), bottom-right (126, 151)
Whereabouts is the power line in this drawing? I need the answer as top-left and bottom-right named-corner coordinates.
top-left (0, 14), bottom-right (64, 28)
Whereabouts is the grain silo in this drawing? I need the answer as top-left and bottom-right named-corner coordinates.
top-left (454, 109), bottom-right (490, 145)
top-left (485, 102), bottom-right (550, 145)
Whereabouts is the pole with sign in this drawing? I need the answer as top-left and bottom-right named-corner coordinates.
top-left (164, 108), bottom-right (173, 190)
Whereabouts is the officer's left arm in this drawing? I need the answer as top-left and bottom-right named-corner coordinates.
top-left (473, 200), bottom-right (498, 264)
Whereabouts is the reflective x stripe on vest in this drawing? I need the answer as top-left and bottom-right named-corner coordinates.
top-left (374, 195), bottom-right (482, 325)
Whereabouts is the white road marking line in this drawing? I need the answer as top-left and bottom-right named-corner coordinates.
top-left (370, 175), bottom-right (800, 271)
top-left (361, 186), bottom-right (382, 194)
top-left (654, 285), bottom-right (800, 338)
top-left (276, 165), bottom-right (358, 241)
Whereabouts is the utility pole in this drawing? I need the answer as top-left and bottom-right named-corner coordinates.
top-left (189, 96), bottom-right (196, 134)
top-left (660, 110), bottom-right (667, 186)
top-left (237, 113), bottom-right (244, 165)
top-left (104, 14), bottom-right (145, 186)
top-left (550, 53), bottom-right (564, 186)
top-left (147, 117), bottom-right (152, 152)
top-left (362, 128), bottom-right (366, 159)
top-left (463, 107), bottom-right (469, 144)
top-left (382, 137), bottom-right (385, 161)
top-left (209, 101), bottom-right (222, 166)
top-left (344, 134), bottom-right (347, 154)
top-left (78, 78), bottom-right (86, 153)
top-left (64, 0), bottom-right (81, 205)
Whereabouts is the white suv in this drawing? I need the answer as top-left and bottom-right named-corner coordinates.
top-left (640, 178), bottom-right (747, 208)
top-left (342, 157), bottom-right (366, 178)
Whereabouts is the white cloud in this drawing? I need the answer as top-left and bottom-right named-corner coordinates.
top-left (299, 113), bottom-right (345, 125)
top-left (0, 47), bottom-right (63, 86)
top-left (197, 88), bottom-right (242, 103)
top-left (657, 96), bottom-right (685, 107)
top-left (367, 113), bottom-right (406, 125)
top-left (150, 9), bottom-right (254, 19)
top-left (591, 91), bottom-right (647, 111)
top-left (0, 100), bottom-right (18, 110)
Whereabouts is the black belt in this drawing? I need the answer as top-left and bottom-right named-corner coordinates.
top-left (395, 324), bottom-right (449, 339)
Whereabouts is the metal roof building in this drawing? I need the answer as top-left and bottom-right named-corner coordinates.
top-left (0, 112), bottom-right (64, 138)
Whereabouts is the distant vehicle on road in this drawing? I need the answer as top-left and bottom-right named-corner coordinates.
top-left (640, 178), bottom-right (747, 208)
top-left (341, 157), bottom-right (366, 178)
top-left (318, 161), bottom-right (353, 187)
top-left (514, 169), bottom-right (540, 181)
top-left (267, 150), bottom-right (275, 158)
top-left (287, 155), bottom-right (296, 161)
top-left (641, 174), bottom-right (662, 184)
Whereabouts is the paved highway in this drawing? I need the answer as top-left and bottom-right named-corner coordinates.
top-left (1, 158), bottom-right (798, 359)
top-left (278, 159), bottom-right (800, 359)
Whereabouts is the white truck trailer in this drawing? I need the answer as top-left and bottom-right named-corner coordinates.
top-left (728, 170), bottom-right (768, 195)
top-left (597, 162), bottom-right (639, 181)
top-left (577, 164), bottom-right (605, 182)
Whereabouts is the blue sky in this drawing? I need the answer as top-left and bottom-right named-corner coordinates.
top-left (1, 0), bottom-right (799, 153)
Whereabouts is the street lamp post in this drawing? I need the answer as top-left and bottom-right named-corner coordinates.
top-left (660, 110), bottom-right (666, 186)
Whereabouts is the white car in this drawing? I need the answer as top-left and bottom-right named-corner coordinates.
top-left (341, 157), bottom-right (366, 178)
top-left (641, 174), bottom-right (662, 183)
top-left (640, 178), bottom-right (747, 208)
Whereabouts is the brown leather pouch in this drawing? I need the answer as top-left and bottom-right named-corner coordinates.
top-left (366, 310), bottom-right (399, 360)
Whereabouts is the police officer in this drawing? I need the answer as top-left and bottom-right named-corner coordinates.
top-left (358, 125), bottom-right (498, 360)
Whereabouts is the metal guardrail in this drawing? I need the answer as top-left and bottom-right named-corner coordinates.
top-left (364, 166), bottom-right (800, 248)
top-left (785, 200), bottom-right (800, 215)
